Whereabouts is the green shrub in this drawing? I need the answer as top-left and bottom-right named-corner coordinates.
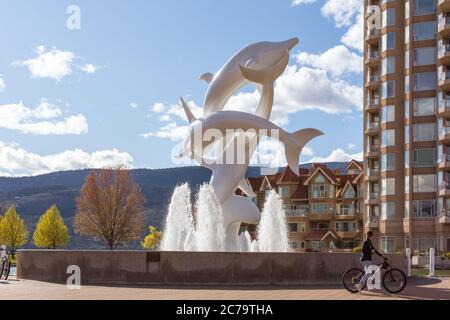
top-left (444, 252), bottom-right (450, 260)
top-left (353, 246), bottom-right (362, 253)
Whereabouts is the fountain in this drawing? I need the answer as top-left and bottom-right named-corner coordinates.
top-left (162, 38), bottom-right (323, 252)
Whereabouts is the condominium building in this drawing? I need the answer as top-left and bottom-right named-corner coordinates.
top-left (244, 161), bottom-right (365, 252)
top-left (364, 0), bottom-right (450, 254)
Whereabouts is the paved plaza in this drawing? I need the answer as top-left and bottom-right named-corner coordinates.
top-left (1, 276), bottom-right (449, 300)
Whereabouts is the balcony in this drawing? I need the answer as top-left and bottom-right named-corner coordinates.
top-left (365, 145), bottom-right (379, 158)
top-left (438, 44), bottom-right (450, 65)
top-left (366, 216), bottom-right (379, 229)
top-left (438, 0), bottom-right (450, 12)
top-left (438, 72), bottom-right (450, 91)
top-left (365, 98), bottom-right (380, 113)
top-left (285, 209), bottom-right (309, 217)
top-left (364, 169), bottom-right (379, 181)
top-left (365, 52), bottom-right (379, 67)
top-left (365, 192), bottom-right (379, 205)
top-left (335, 209), bottom-right (357, 220)
top-left (438, 154), bottom-right (450, 169)
top-left (439, 127), bottom-right (450, 143)
top-left (438, 209), bottom-right (450, 224)
top-left (336, 231), bottom-right (359, 239)
top-left (309, 213), bottom-right (334, 221)
top-left (365, 74), bottom-right (380, 90)
top-left (365, 122), bottom-right (379, 136)
top-left (438, 17), bottom-right (450, 38)
top-left (439, 182), bottom-right (450, 197)
top-left (439, 99), bottom-right (450, 118)
top-left (366, 28), bottom-right (380, 45)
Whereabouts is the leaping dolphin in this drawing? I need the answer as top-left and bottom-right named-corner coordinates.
top-left (200, 38), bottom-right (299, 117)
top-left (180, 110), bottom-right (323, 177)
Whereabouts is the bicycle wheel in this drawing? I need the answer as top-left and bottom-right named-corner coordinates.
top-left (382, 268), bottom-right (407, 294)
top-left (2, 261), bottom-right (11, 280)
top-left (342, 268), bottom-right (366, 293)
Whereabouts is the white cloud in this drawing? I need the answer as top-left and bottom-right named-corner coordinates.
top-left (0, 77), bottom-right (5, 92)
top-left (151, 102), bottom-right (166, 113)
top-left (0, 141), bottom-right (133, 176)
top-left (129, 102), bottom-right (138, 109)
top-left (321, 0), bottom-right (362, 27)
top-left (0, 99), bottom-right (88, 135)
top-left (295, 45), bottom-right (363, 76)
top-left (341, 9), bottom-right (364, 52)
top-left (80, 63), bottom-right (97, 74)
top-left (292, 0), bottom-right (316, 5)
top-left (348, 143), bottom-right (356, 150)
top-left (307, 148), bottom-right (363, 163)
top-left (13, 45), bottom-right (98, 80)
top-left (141, 122), bottom-right (189, 141)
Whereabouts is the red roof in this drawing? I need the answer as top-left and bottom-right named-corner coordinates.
top-left (291, 176), bottom-right (308, 200)
top-left (305, 230), bottom-right (328, 240)
top-left (247, 176), bottom-right (264, 192)
top-left (277, 166), bottom-right (309, 184)
top-left (304, 164), bottom-right (339, 185)
top-left (265, 172), bottom-right (283, 188)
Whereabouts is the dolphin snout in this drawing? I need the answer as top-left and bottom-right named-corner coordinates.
top-left (283, 37), bottom-right (299, 51)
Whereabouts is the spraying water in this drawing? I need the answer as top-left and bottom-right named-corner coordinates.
top-left (238, 231), bottom-right (253, 252)
top-left (257, 190), bottom-right (290, 252)
top-left (194, 184), bottom-right (226, 251)
top-left (160, 183), bottom-right (193, 251)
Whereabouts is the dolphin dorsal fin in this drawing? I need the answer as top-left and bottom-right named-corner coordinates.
top-left (199, 73), bottom-right (214, 84)
top-left (180, 97), bottom-right (197, 123)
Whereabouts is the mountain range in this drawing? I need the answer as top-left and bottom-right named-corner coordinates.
top-left (0, 162), bottom-right (348, 249)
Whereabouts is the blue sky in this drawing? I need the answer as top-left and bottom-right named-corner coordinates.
top-left (0, 0), bottom-right (364, 176)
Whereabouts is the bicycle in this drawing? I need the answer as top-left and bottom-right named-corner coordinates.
top-left (342, 257), bottom-right (407, 294)
top-left (0, 249), bottom-right (11, 280)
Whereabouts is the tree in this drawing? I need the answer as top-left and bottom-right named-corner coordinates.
top-left (74, 168), bottom-right (146, 250)
top-left (33, 204), bottom-right (70, 249)
top-left (0, 206), bottom-right (28, 258)
top-left (142, 225), bottom-right (162, 250)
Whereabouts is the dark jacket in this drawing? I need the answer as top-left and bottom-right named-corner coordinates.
top-left (361, 239), bottom-right (382, 262)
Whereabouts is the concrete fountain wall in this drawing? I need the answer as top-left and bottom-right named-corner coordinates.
top-left (17, 250), bottom-right (405, 286)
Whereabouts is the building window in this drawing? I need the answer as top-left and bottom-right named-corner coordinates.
top-left (405, 200), bottom-right (410, 218)
top-left (413, 237), bottom-right (436, 252)
top-left (413, 123), bottom-right (436, 142)
top-left (406, 0), bottom-right (410, 19)
top-left (412, 200), bottom-right (437, 218)
top-left (382, 8), bottom-right (396, 27)
top-left (412, 149), bottom-right (435, 167)
top-left (288, 223), bottom-right (298, 233)
top-left (405, 49), bottom-right (410, 69)
top-left (312, 203), bottom-right (330, 214)
top-left (278, 186), bottom-right (289, 197)
top-left (413, 0), bottom-right (436, 16)
top-left (381, 202), bottom-right (396, 220)
top-left (413, 71), bottom-right (436, 91)
top-left (381, 236), bottom-right (395, 253)
top-left (381, 129), bottom-right (396, 147)
top-left (343, 187), bottom-right (356, 199)
top-left (413, 21), bottom-right (436, 41)
top-left (381, 105), bottom-right (395, 123)
top-left (382, 32), bottom-right (396, 51)
top-left (382, 80), bottom-right (396, 98)
top-left (405, 100), bottom-right (410, 119)
top-left (381, 153), bottom-right (395, 171)
top-left (336, 221), bottom-right (356, 232)
top-left (381, 178), bottom-right (395, 196)
top-left (405, 25), bottom-right (410, 44)
top-left (413, 98), bottom-right (435, 116)
top-left (381, 56), bottom-right (395, 75)
top-left (405, 150), bottom-right (410, 168)
top-left (311, 241), bottom-right (324, 250)
top-left (311, 184), bottom-right (331, 198)
top-left (405, 175), bottom-right (410, 193)
top-left (300, 222), bottom-right (306, 233)
top-left (413, 47), bottom-right (436, 66)
top-left (412, 174), bottom-right (436, 192)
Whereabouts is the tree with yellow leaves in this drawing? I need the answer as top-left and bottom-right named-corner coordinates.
top-left (33, 204), bottom-right (70, 249)
top-left (142, 226), bottom-right (162, 250)
top-left (0, 206), bottom-right (28, 258)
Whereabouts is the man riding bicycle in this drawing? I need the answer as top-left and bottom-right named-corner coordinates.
top-left (355, 230), bottom-right (384, 293)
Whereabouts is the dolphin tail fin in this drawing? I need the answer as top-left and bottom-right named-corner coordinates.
top-left (199, 73), bottom-right (214, 84)
top-left (180, 97), bottom-right (197, 123)
top-left (237, 178), bottom-right (256, 198)
top-left (285, 129), bottom-right (324, 176)
top-left (239, 53), bottom-right (289, 85)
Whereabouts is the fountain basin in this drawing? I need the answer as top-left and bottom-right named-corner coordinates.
top-left (17, 250), bottom-right (405, 286)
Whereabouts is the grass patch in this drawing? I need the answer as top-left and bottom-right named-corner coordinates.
top-left (411, 268), bottom-right (450, 277)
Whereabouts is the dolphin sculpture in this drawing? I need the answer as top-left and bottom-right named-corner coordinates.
top-left (180, 110), bottom-right (323, 177)
top-left (201, 38), bottom-right (299, 117)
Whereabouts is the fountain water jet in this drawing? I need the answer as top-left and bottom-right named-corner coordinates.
top-left (257, 190), bottom-right (290, 252)
top-left (160, 183), bottom-right (193, 251)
